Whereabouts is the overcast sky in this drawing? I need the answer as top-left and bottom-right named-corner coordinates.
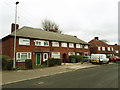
top-left (0, 0), bottom-right (119, 44)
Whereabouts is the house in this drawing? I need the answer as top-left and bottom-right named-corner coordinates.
top-left (88, 37), bottom-right (115, 57)
top-left (111, 44), bottom-right (120, 57)
top-left (1, 23), bottom-right (90, 66)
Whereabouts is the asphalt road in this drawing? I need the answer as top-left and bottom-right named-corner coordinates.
top-left (2, 64), bottom-right (119, 88)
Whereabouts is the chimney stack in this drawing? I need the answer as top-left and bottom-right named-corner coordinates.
top-left (11, 23), bottom-right (19, 33)
top-left (95, 37), bottom-right (99, 40)
top-left (74, 36), bottom-right (77, 38)
top-left (115, 44), bottom-right (117, 45)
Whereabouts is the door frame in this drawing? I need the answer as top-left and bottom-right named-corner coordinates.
top-left (43, 53), bottom-right (48, 62)
top-left (36, 53), bottom-right (41, 65)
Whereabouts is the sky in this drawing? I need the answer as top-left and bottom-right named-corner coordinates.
top-left (0, 0), bottom-right (119, 45)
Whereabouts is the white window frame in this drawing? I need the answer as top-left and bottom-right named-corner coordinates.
top-left (35, 40), bottom-right (49, 46)
top-left (51, 52), bottom-right (60, 58)
top-left (61, 42), bottom-right (67, 47)
top-left (98, 47), bottom-right (101, 51)
top-left (84, 52), bottom-right (89, 56)
top-left (76, 44), bottom-right (80, 48)
top-left (77, 53), bottom-right (80, 55)
top-left (102, 47), bottom-right (105, 51)
top-left (107, 47), bottom-right (111, 51)
top-left (84, 45), bottom-right (88, 49)
top-left (16, 52), bottom-right (31, 62)
top-left (52, 42), bottom-right (59, 47)
top-left (19, 38), bottom-right (30, 45)
top-left (69, 43), bottom-right (74, 48)
top-left (68, 52), bottom-right (75, 56)
top-left (111, 47), bottom-right (113, 51)
top-left (80, 44), bottom-right (83, 48)
top-left (115, 50), bottom-right (119, 53)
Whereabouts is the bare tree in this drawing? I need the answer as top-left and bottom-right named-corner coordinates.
top-left (41, 19), bottom-right (62, 33)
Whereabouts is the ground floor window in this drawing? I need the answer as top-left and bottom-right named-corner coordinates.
top-left (84, 52), bottom-right (89, 56)
top-left (68, 52), bottom-right (75, 56)
top-left (77, 53), bottom-right (80, 55)
top-left (16, 52), bottom-right (31, 62)
top-left (52, 52), bottom-right (60, 58)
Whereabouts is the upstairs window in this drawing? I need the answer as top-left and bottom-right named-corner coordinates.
top-left (102, 47), bottom-right (105, 51)
top-left (61, 43), bottom-right (67, 47)
top-left (69, 43), bottom-right (74, 48)
top-left (19, 38), bottom-right (30, 45)
top-left (84, 45), bottom-right (88, 49)
top-left (98, 47), bottom-right (101, 51)
top-left (35, 40), bottom-right (49, 46)
top-left (80, 44), bottom-right (83, 48)
top-left (76, 44), bottom-right (80, 48)
top-left (111, 47), bottom-right (113, 51)
top-left (107, 47), bottom-right (110, 51)
top-left (52, 42), bottom-right (59, 47)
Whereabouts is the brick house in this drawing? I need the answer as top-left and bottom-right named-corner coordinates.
top-left (111, 44), bottom-right (120, 57)
top-left (1, 24), bottom-right (90, 66)
top-left (88, 37), bottom-right (115, 57)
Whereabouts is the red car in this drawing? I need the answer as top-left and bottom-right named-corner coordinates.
top-left (109, 56), bottom-right (117, 62)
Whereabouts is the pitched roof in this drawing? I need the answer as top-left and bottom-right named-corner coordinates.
top-left (10, 26), bottom-right (88, 44)
top-left (88, 39), bottom-right (109, 47)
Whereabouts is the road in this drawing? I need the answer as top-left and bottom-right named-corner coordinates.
top-left (2, 64), bottom-right (119, 88)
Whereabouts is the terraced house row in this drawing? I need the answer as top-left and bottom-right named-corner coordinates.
top-left (0, 24), bottom-right (90, 66)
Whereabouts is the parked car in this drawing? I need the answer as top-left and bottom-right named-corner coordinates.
top-left (109, 56), bottom-right (117, 62)
top-left (83, 56), bottom-right (91, 62)
top-left (90, 54), bottom-right (109, 64)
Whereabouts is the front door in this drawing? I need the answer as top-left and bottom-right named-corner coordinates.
top-left (43, 53), bottom-right (48, 62)
top-left (36, 53), bottom-right (41, 65)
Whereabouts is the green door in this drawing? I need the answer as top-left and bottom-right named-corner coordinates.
top-left (36, 53), bottom-right (41, 64)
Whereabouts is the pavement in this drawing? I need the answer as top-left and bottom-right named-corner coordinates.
top-left (1, 62), bottom-right (116, 86)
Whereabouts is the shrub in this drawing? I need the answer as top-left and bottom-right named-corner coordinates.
top-left (25, 59), bottom-right (33, 69)
top-left (48, 58), bottom-right (62, 67)
top-left (0, 55), bottom-right (13, 70)
top-left (68, 55), bottom-right (83, 63)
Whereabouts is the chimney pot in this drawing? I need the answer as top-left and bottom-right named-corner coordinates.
top-left (95, 37), bottom-right (99, 40)
top-left (11, 23), bottom-right (19, 33)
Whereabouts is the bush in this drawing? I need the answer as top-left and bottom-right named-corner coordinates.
top-left (25, 59), bottom-right (33, 69)
top-left (48, 58), bottom-right (62, 67)
top-left (68, 55), bottom-right (83, 63)
top-left (0, 55), bottom-right (13, 70)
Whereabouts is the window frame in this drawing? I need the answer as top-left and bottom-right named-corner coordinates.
top-left (16, 52), bottom-right (31, 62)
top-left (68, 52), bottom-right (75, 56)
top-left (69, 43), bottom-right (74, 48)
top-left (84, 45), bottom-right (88, 49)
top-left (35, 40), bottom-right (49, 46)
top-left (76, 44), bottom-right (80, 48)
top-left (19, 38), bottom-right (30, 45)
top-left (98, 47), bottom-right (101, 51)
top-left (51, 52), bottom-right (60, 58)
top-left (52, 41), bottom-right (59, 47)
top-left (61, 42), bottom-right (67, 47)
top-left (102, 47), bottom-right (105, 51)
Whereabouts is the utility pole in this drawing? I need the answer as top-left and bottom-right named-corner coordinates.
top-left (13, 1), bottom-right (19, 70)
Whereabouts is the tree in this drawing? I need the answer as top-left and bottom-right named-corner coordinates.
top-left (41, 19), bottom-right (62, 33)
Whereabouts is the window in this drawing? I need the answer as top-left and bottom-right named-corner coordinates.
top-left (77, 53), bottom-right (80, 55)
top-left (69, 52), bottom-right (75, 56)
top-left (111, 47), bottom-right (113, 51)
top-left (84, 52), bottom-right (89, 56)
top-left (102, 47), bottom-right (105, 51)
top-left (35, 40), bottom-right (49, 46)
top-left (76, 44), bottom-right (80, 48)
top-left (52, 52), bottom-right (60, 58)
top-left (107, 47), bottom-right (110, 51)
top-left (61, 43), bottom-right (67, 47)
top-left (84, 45), bottom-right (88, 49)
top-left (52, 42), bottom-right (59, 47)
top-left (19, 38), bottom-right (30, 45)
top-left (115, 50), bottom-right (119, 53)
top-left (16, 52), bottom-right (31, 62)
top-left (98, 47), bottom-right (101, 51)
top-left (80, 44), bottom-right (83, 48)
top-left (69, 43), bottom-right (74, 48)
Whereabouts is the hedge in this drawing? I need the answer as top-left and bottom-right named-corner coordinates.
top-left (68, 55), bottom-right (83, 63)
top-left (0, 55), bottom-right (13, 70)
top-left (47, 58), bottom-right (62, 67)
top-left (25, 59), bottom-right (33, 69)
